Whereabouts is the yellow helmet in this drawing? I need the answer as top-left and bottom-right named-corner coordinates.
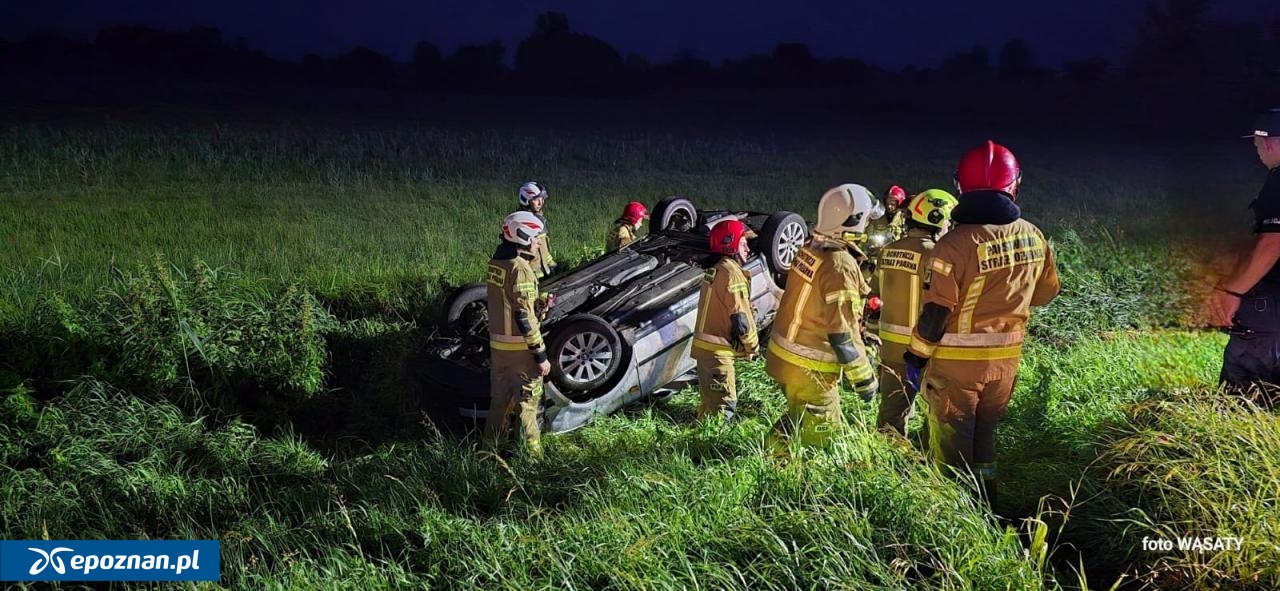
top-left (907, 189), bottom-right (958, 230)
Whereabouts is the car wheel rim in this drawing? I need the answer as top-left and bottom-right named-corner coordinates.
top-left (559, 332), bottom-right (614, 384)
top-left (778, 221), bottom-right (806, 266)
top-left (669, 208), bottom-right (694, 231)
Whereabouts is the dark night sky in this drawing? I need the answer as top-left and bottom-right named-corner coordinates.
top-left (3, 0), bottom-right (1278, 69)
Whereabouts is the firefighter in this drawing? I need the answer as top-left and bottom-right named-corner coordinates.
top-left (870, 189), bottom-right (958, 438)
top-left (607, 201), bottom-right (650, 250)
top-left (691, 219), bottom-right (760, 422)
top-left (765, 184), bottom-right (880, 451)
top-left (1208, 109), bottom-right (1280, 407)
top-left (880, 185), bottom-right (911, 242)
top-left (518, 181), bottom-right (558, 278)
top-left (484, 210), bottom-right (553, 456)
top-left (902, 141), bottom-right (1060, 508)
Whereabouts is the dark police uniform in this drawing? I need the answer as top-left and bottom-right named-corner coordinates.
top-left (1221, 164), bottom-right (1280, 396)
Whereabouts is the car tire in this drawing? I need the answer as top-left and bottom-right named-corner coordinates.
top-left (650, 196), bottom-right (697, 233)
top-left (548, 314), bottom-right (624, 392)
top-left (757, 211), bottom-right (808, 276)
top-left (443, 282), bottom-right (488, 337)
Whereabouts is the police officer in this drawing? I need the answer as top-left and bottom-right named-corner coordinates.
top-left (870, 189), bottom-right (958, 438)
top-left (765, 184), bottom-right (880, 451)
top-left (518, 181), bottom-right (558, 278)
top-left (484, 211), bottom-right (552, 456)
top-left (607, 201), bottom-right (650, 250)
top-left (902, 141), bottom-right (1060, 508)
top-left (1209, 108), bottom-right (1280, 406)
top-left (691, 219), bottom-right (760, 422)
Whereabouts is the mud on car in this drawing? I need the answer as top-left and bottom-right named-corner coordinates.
top-left (421, 196), bottom-right (811, 434)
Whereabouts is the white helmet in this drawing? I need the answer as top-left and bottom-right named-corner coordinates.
top-left (815, 184), bottom-right (878, 243)
top-left (518, 181), bottom-right (548, 207)
top-left (502, 211), bottom-right (545, 247)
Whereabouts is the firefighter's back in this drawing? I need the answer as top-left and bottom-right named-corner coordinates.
top-left (934, 218), bottom-right (1055, 338)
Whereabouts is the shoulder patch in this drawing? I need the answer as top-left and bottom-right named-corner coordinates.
top-left (930, 257), bottom-right (954, 277)
top-left (487, 264), bottom-right (507, 287)
top-left (878, 247), bottom-right (922, 273)
top-left (975, 232), bottom-right (1045, 273)
top-left (703, 267), bottom-right (717, 284)
top-left (793, 248), bottom-right (821, 282)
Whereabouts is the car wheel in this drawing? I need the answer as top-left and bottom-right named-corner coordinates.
top-left (443, 282), bottom-right (488, 337)
top-left (548, 314), bottom-right (624, 392)
top-left (650, 196), bottom-right (697, 233)
top-left (757, 211), bottom-right (808, 275)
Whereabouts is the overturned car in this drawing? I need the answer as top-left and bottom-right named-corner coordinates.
top-left (422, 196), bottom-right (810, 434)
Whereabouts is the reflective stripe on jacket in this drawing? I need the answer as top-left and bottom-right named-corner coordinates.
top-left (907, 218), bottom-right (1060, 362)
top-left (765, 242), bottom-right (874, 383)
top-left (692, 258), bottom-right (759, 359)
top-left (487, 252), bottom-right (546, 359)
top-left (873, 229), bottom-right (935, 347)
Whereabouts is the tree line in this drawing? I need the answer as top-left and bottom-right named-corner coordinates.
top-left (2, 1), bottom-right (1277, 131)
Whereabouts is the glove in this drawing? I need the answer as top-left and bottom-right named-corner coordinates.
top-left (861, 332), bottom-right (882, 368)
top-left (844, 371), bottom-right (879, 402)
top-left (903, 351), bottom-right (928, 393)
top-left (856, 373), bottom-right (879, 402)
top-left (904, 365), bottom-right (922, 394)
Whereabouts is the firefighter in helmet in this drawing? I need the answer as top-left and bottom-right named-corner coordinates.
top-left (485, 210), bottom-right (553, 456)
top-left (903, 141), bottom-right (1060, 508)
top-left (869, 185), bottom-right (911, 245)
top-left (765, 184), bottom-right (880, 451)
top-left (691, 219), bottom-right (760, 422)
top-left (518, 181), bottom-right (558, 278)
top-left (868, 189), bottom-right (958, 439)
top-left (607, 201), bottom-right (650, 250)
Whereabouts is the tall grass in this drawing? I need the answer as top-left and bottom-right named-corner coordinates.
top-left (996, 331), bottom-right (1229, 587)
top-left (1, 117), bottom-right (1275, 588)
top-left (2, 380), bottom-right (1060, 590)
top-left (1094, 395), bottom-right (1280, 589)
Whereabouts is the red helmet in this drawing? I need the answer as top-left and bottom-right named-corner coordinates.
top-left (621, 201), bottom-right (649, 224)
top-left (885, 185), bottom-right (907, 207)
top-left (955, 140), bottom-right (1021, 194)
top-left (708, 219), bottom-right (749, 255)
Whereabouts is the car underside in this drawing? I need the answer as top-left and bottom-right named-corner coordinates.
top-left (420, 196), bottom-right (811, 433)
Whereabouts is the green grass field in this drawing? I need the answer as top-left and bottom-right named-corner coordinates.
top-left (2, 115), bottom-right (1279, 589)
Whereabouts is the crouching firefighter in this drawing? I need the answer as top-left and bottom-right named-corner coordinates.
top-left (607, 201), bottom-right (650, 250)
top-left (870, 189), bottom-right (958, 438)
top-left (484, 211), bottom-right (553, 456)
top-left (903, 141), bottom-right (1060, 509)
top-left (691, 219), bottom-right (760, 422)
top-left (765, 184), bottom-right (880, 451)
